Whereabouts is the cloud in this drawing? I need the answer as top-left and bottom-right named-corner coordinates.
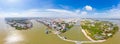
top-left (75, 10), bottom-right (80, 13)
top-left (81, 11), bottom-right (87, 15)
top-left (78, 4), bottom-right (120, 18)
top-left (0, 4), bottom-right (120, 18)
top-left (107, 8), bottom-right (120, 18)
top-left (0, 9), bottom-right (80, 17)
top-left (46, 9), bottom-right (74, 14)
top-left (92, 4), bottom-right (120, 18)
top-left (85, 5), bottom-right (93, 11)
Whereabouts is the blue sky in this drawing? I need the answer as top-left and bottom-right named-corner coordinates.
top-left (54, 0), bottom-right (119, 10)
top-left (0, 0), bottom-right (120, 18)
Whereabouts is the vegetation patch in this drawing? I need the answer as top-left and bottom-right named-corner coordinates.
top-left (5, 18), bottom-right (33, 30)
top-left (81, 19), bottom-right (119, 40)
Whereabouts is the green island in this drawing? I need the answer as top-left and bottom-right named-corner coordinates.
top-left (81, 19), bottom-right (119, 40)
top-left (5, 18), bottom-right (33, 30)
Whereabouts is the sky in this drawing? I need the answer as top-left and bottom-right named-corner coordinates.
top-left (0, 0), bottom-right (120, 18)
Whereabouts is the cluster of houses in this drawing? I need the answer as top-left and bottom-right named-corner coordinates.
top-left (36, 18), bottom-right (77, 34)
top-left (81, 19), bottom-right (118, 40)
top-left (6, 19), bottom-right (33, 30)
top-left (5, 17), bottom-right (78, 33)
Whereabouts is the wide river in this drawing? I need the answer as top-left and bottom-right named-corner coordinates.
top-left (0, 18), bottom-right (120, 44)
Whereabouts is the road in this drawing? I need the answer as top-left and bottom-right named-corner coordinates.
top-left (56, 26), bottom-right (106, 44)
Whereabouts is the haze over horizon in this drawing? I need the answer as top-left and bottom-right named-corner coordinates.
top-left (0, 0), bottom-right (120, 18)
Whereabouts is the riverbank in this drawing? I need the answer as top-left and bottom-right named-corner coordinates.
top-left (81, 29), bottom-right (106, 42)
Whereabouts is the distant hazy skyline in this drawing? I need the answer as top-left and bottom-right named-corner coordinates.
top-left (0, 0), bottom-right (120, 18)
